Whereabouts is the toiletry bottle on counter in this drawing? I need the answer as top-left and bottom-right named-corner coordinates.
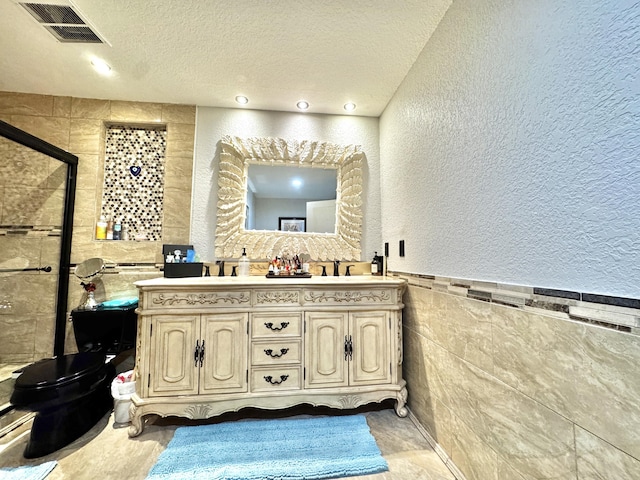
top-left (371, 252), bottom-right (378, 275)
top-left (238, 247), bottom-right (250, 277)
top-left (96, 215), bottom-right (107, 240)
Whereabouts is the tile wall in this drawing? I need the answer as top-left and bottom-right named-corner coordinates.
top-left (400, 273), bottom-right (640, 480)
top-left (0, 91), bottom-right (196, 359)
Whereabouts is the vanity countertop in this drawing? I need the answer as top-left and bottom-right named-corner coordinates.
top-left (135, 274), bottom-right (405, 289)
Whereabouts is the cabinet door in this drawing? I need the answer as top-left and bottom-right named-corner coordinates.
top-left (149, 315), bottom-right (199, 397)
top-left (305, 311), bottom-right (348, 388)
top-left (199, 313), bottom-right (248, 394)
top-left (349, 312), bottom-right (391, 385)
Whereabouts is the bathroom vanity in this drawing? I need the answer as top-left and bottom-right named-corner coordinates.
top-left (128, 275), bottom-right (407, 436)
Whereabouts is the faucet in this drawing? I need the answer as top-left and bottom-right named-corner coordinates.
top-left (345, 265), bottom-right (354, 276)
top-left (217, 260), bottom-right (225, 277)
top-left (333, 260), bottom-right (340, 276)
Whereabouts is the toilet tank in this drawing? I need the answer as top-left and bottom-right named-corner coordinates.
top-left (70, 305), bottom-right (137, 354)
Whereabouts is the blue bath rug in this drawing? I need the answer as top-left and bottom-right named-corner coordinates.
top-left (145, 415), bottom-right (388, 480)
top-left (0, 461), bottom-right (56, 480)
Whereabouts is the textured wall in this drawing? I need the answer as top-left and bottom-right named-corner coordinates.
top-left (380, 0), bottom-right (640, 298)
top-left (191, 107), bottom-right (380, 262)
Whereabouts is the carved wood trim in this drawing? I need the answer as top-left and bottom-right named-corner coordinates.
top-left (303, 290), bottom-right (391, 303)
top-left (151, 292), bottom-right (250, 306)
top-left (215, 136), bottom-right (363, 261)
top-left (256, 291), bottom-right (300, 304)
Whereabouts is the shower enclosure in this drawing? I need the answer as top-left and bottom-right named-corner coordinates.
top-left (0, 120), bottom-right (77, 379)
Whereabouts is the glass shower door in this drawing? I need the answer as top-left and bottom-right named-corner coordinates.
top-left (0, 129), bottom-right (73, 380)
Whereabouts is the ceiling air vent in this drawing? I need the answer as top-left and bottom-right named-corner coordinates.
top-left (19, 2), bottom-right (106, 43)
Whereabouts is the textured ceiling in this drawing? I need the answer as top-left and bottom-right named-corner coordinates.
top-left (0, 0), bottom-right (451, 116)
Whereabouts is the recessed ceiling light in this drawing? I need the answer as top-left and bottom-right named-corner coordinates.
top-left (235, 95), bottom-right (249, 105)
top-left (344, 102), bottom-right (356, 112)
top-left (296, 101), bottom-right (309, 111)
top-left (91, 58), bottom-right (111, 75)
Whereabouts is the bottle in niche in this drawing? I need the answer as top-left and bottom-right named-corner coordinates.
top-left (96, 215), bottom-right (107, 240)
top-left (106, 216), bottom-right (114, 240)
top-left (371, 252), bottom-right (379, 275)
top-left (113, 220), bottom-right (122, 240)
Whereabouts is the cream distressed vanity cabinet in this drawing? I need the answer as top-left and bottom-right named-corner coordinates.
top-left (128, 276), bottom-right (407, 436)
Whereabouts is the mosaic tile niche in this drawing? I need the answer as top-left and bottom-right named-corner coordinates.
top-left (101, 125), bottom-right (167, 241)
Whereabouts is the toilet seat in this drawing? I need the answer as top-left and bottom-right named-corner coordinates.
top-left (10, 352), bottom-right (116, 458)
top-left (11, 353), bottom-right (109, 410)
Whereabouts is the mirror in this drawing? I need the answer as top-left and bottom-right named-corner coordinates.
top-left (215, 136), bottom-right (363, 261)
top-left (246, 163), bottom-right (337, 233)
top-left (74, 257), bottom-right (105, 310)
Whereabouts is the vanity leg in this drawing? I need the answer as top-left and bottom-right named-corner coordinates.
top-left (128, 405), bottom-right (145, 437)
top-left (395, 386), bottom-right (408, 417)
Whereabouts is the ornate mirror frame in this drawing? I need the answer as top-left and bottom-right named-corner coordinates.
top-left (215, 135), bottom-right (363, 261)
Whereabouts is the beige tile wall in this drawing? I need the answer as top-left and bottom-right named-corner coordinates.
top-left (0, 91), bottom-right (196, 359)
top-left (403, 279), bottom-right (640, 480)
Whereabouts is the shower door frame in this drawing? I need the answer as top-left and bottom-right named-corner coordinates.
top-left (0, 120), bottom-right (78, 357)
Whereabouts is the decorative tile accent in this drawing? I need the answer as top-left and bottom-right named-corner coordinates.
top-left (582, 293), bottom-right (640, 309)
top-left (0, 225), bottom-right (60, 236)
top-left (101, 125), bottom-right (166, 241)
top-left (395, 271), bottom-right (640, 333)
top-left (533, 287), bottom-right (580, 300)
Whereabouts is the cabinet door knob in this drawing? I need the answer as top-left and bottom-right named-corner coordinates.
top-left (264, 322), bottom-right (289, 331)
top-left (264, 375), bottom-right (289, 385)
top-left (264, 348), bottom-right (289, 358)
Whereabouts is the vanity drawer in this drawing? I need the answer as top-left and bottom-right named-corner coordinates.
top-left (302, 288), bottom-right (395, 306)
top-left (254, 289), bottom-right (302, 306)
top-left (251, 313), bottom-right (302, 339)
top-left (251, 366), bottom-right (301, 392)
top-left (145, 290), bottom-right (251, 310)
top-left (251, 340), bottom-right (301, 366)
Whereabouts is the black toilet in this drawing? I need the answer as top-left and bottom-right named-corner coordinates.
top-left (10, 305), bottom-right (137, 458)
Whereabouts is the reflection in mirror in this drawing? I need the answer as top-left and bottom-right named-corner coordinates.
top-left (246, 164), bottom-right (337, 233)
top-left (215, 136), bottom-right (364, 261)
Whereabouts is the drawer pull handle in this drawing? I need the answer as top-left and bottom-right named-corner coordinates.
top-left (264, 322), bottom-right (289, 331)
top-left (264, 375), bottom-right (289, 385)
top-left (264, 348), bottom-right (289, 358)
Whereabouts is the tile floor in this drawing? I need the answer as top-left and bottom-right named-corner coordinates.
top-left (0, 403), bottom-right (457, 480)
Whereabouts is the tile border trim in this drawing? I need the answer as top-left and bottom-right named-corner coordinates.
top-left (393, 271), bottom-right (640, 334)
